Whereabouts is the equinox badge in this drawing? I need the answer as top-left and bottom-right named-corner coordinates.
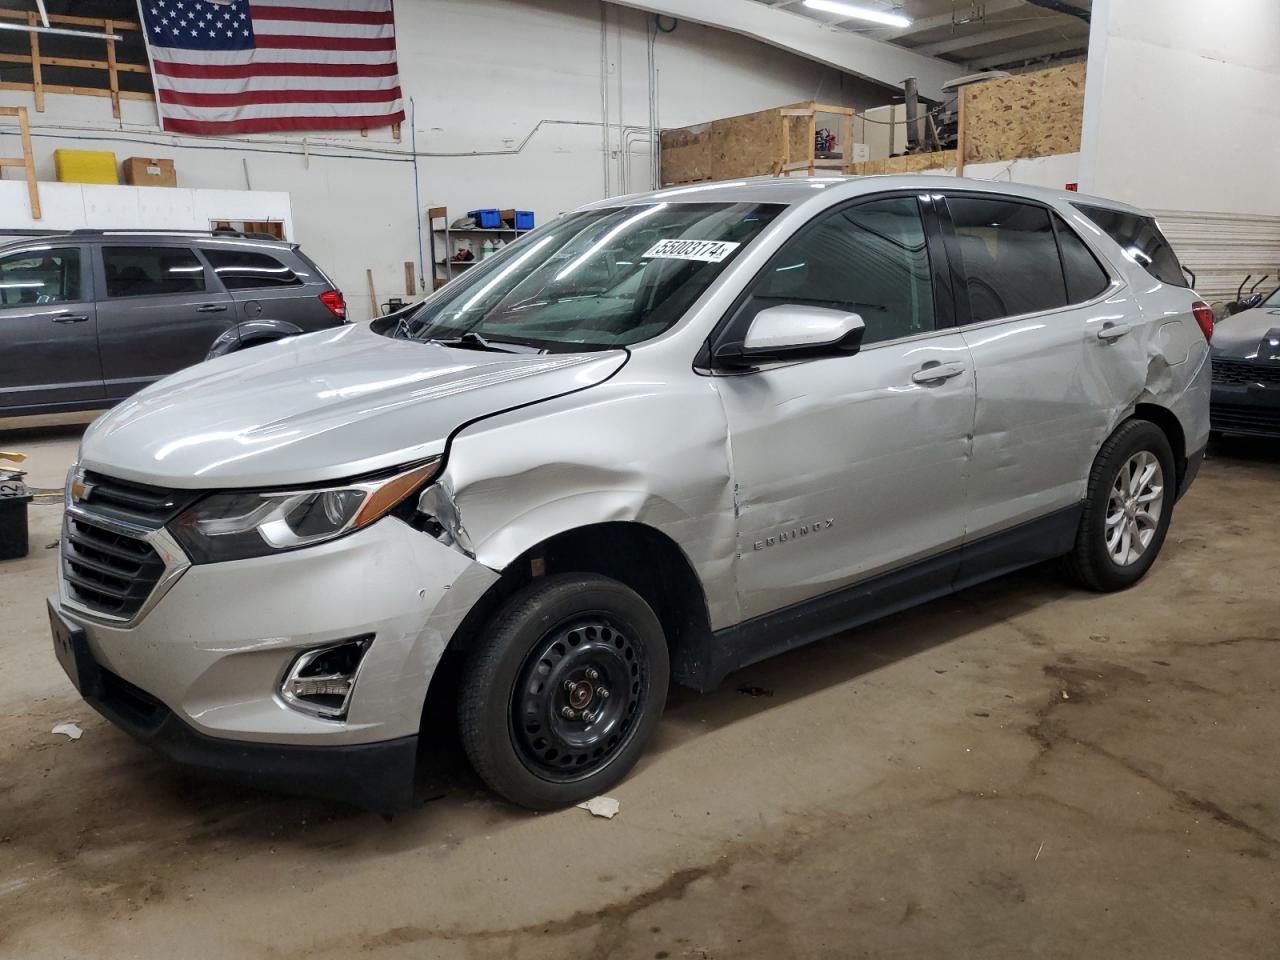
top-left (753, 518), bottom-right (835, 551)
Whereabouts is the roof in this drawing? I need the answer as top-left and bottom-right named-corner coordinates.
top-left (586, 175), bottom-right (1152, 217)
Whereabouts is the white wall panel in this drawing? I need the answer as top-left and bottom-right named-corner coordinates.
top-left (0, 181), bottom-right (292, 236)
top-left (1079, 0), bottom-right (1280, 306)
top-left (1080, 0), bottom-right (1280, 217)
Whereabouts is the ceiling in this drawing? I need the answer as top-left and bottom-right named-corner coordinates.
top-left (752, 0), bottom-right (1092, 71)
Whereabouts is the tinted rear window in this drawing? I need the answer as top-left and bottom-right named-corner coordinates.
top-left (203, 248), bottom-right (302, 290)
top-left (1073, 204), bottom-right (1187, 287)
top-left (947, 197), bottom-right (1067, 323)
top-left (1052, 213), bottom-right (1112, 303)
top-left (103, 246), bottom-right (206, 298)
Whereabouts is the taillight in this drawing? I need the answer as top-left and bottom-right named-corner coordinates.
top-left (319, 288), bottom-right (347, 320)
top-left (1192, 301), bottom-right (1214, 341)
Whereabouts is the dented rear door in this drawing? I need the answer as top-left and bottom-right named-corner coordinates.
top-left (940, 193), bottom-right (1145, 540)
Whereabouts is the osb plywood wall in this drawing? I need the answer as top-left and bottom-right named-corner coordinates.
top-left (661, 104), bottom-right (813, 184)
top-left (963, 62), bottom-right (1085, 164)
top-left (847, 150), bottom-right (957, 176)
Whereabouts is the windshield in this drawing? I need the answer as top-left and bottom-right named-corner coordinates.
top-left (1262, 285), bottom-right (1280, 307)
top-left (395, 202), bottom-right (783, 351)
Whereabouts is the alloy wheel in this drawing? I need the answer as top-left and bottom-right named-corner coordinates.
top-left (1105, 450), bottom-right (1165, 566)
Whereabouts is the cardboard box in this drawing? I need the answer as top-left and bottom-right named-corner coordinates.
top-left (54, 149), bottom-right (119, 184)
top-left (122, 156), bottom-right (177, 187)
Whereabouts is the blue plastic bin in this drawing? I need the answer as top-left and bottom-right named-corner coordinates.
top-left (513, 210), bottom-right (535, 230)
top-left (467, 209), bottom-right (502, 229)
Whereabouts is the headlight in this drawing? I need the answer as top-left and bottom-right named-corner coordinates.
top-left (170, 459), bottom-right (439, 563)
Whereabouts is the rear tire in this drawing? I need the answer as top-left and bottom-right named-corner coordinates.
top-left (1065, 419), bottom-right (1175, 592)
top-left (458, 573), bottom-right (669, 810)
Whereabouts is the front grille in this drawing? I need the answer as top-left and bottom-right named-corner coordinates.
top-left (80, 470), bottom-right (198, 529)
top-left (1212, 402), bottom-right (1280, 435)
top-left (1212, 358), bottom-right (1280, 386)
top-left (62, 514), bottom-right (166, 619)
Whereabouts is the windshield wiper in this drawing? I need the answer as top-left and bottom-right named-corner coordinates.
top-left (427, 331), bottom-right (541, 354)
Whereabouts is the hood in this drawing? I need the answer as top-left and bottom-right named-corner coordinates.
top-left (1212, 305), bottom-right (1280, 359)
top-left (79, 324), bottom-right (627, 488)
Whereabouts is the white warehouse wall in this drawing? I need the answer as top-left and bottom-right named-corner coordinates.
top-left (1079, 0), bottom-right (1280, 300)
top-left (0, 0), bottom-right (889, 321)
top-left (1079, 0), bottom-right (1280, 216)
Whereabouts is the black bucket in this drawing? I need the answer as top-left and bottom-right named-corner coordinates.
top-left (0, 493), bottom-right (33, 561)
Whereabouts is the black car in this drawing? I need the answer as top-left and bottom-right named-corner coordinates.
top-left (0, 230), bottom-right (348, 417)
top-left (1210, 287), bottom-right (1280, 437)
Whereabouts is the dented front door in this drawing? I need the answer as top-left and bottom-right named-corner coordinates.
top-left (715, 333), bottom-right (976, 621)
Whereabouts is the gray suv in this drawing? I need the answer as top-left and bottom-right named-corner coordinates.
top-left (48, 177), bottom-right (1210, 813)
top-left (0, 230), bottom-right (347, 417)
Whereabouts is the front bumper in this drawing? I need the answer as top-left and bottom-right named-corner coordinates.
top-left (56, 624), bottom-right (417, 810)
top-left (52, 514), bottom-right (498, 806)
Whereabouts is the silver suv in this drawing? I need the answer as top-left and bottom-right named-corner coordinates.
top-left (0, 230), bottom-right (348, 417)
top-left (49, 177), bottom-right (1210, 812)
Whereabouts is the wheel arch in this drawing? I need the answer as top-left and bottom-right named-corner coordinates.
top-left (205, 319), bottom-right (304, 359)
top-left (1131, 402), bottom-right (1187, 489)
top-left (422, 520), bottom-right (715, 735)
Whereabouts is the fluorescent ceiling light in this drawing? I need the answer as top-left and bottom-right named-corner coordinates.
top-left (802, 0), bottom-right (912, 28)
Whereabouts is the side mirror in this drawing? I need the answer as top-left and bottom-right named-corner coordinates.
top-left (714, 305), bottom-right (865, 369)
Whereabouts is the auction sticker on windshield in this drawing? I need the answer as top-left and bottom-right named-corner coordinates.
top-left (642, 239), bottom-right (741, 263)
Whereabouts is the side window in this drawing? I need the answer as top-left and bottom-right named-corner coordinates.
top-left (752, 196), bottom-right (936, 346)
top-left (1053, 214), bottom-right (1111, 304)
top-left (1073, 204), bottom-right (1187, 287)
top-left (946, 197), bottom-right (1067, 323)
top-left (202, 248), bottom-right (301, 290)
top-left (0, 247), bottom-right (81, 306)
top-left (103, 246), bottom-right (206, 298)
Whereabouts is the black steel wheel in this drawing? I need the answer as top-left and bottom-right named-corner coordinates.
top-left (511, 617), bottom-right (646, 781)
top-left (458, 574), bottom-right (669, 809)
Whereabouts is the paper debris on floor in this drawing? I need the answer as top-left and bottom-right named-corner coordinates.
top-left (51, 722), bottom-right (83, 741)
top-left (577, 796), bottom-right (620, 819)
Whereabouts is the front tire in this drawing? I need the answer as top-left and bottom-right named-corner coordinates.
top-left (1066, 419), bottom-right (1175, 592)
top-left (458, 574), bottom-right (669, 809)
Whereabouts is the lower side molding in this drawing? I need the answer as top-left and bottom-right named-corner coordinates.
top-left (683, 504), bottom-right (1084, 691)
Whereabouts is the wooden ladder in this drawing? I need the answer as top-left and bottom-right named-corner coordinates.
top-left (0, 106), bottom-right (40, 219)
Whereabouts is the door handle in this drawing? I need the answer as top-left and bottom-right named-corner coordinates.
top-left (1097, 321), bottom-right (1132, 342)
top-left (51, 314), bottom-right (89, 324)
top-left (195, 303), bottom-right (228, 313)
top-left (911, 360), bottom-right (966, 385)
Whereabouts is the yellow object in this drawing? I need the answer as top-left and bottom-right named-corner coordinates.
top-left (0, 452), bottom-right (27, 463)
top-left (54, 149), bottom-right (119, 185)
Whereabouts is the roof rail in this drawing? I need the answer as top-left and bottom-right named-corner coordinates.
top-left (64, 227), bottom-right (283, 241)
top-left (2, 227), bottom-right (292, 247)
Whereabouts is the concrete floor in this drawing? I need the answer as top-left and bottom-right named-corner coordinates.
top-left (1, 423), bottom-right (1277, 959)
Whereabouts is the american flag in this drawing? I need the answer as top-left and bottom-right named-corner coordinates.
top-left (137, 0), bottom-right (405, 136)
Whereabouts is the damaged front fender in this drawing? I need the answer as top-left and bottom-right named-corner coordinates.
top-left (414, 372), bottom-right (742, 632)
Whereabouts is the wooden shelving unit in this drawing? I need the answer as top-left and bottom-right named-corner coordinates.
top-left (427, 206), bottom-right (532, 289)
